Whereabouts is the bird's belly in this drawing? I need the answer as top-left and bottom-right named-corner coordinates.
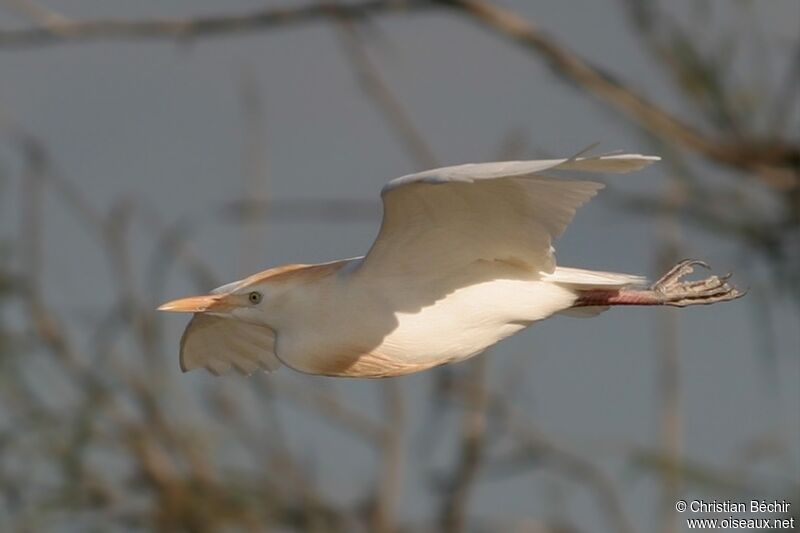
top-left (378, 312), bottom-right (526, 365)
top-left (378, 279), bottom-right (574, 363)
top-left (277, 278), bottom-right (575, 377)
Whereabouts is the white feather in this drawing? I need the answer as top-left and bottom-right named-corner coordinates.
top-left (173, 153), bottom-right (661, 377)
top-left (180, 314), bottom-right (282, 375)
top-left (266, 154), bottom-right (660, 376)
top-left (543, 266), bottom-right (646, 288)
top-left (360, 154), bottom-right (658, 277)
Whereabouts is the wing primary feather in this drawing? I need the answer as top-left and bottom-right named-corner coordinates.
top-left (566, 142), bottom-right (601, 161)
top-left (361, 153), bottom-right (659, 282)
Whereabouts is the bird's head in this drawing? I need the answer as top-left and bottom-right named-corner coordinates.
top-left (157, 279), bottom-right (272, 325)
top-left (158, 262), bottom-right (340, 326)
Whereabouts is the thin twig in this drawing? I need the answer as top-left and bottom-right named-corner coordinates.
top-left (1, 0), bottom-right (795, 181)
top-left (442, 0), bottom-right (799, 183)
top-left (448, 377), bottom-right (638, 533)
top-left (372, 380), bottom-right (407, 533)
top-left (238, 71), bottom-right (271, 274)
top-left (0, 0), bottom-right (432, 48)
top-left (439, 356), bottom-right (488, 533)
top-left (335, 16), bottom-right (438, 168)
top-left (654, 157), bottom-right (685, 533)
top-left (1, 0), bottom-right (71, 25)
top-left (269, 379), bottom-right (386, 444)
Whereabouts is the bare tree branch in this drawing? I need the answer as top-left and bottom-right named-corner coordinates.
top-left (0, 0), bottom-right (432, 48)
top-left (442, 0), bottom-right (799, 184)
top-left (1, 0), bottom-right (71, 26)
top-left (1, 2), bottom-right (795, 529)
top-left (448, 377), bottom-right (638, 533)
top-left (439, 357), bottom-right (488, 533)
top-left (1, 0), bottom-right (796, 182)
top-left (371, 380), bottom-right (407, 533)
top-left (336, 17), bottom-right (438, 169)
top-left (654, 160), bottom-right (685, 533)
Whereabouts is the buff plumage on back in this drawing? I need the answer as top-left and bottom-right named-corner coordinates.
top-left (180, 314), bottom-right (282, 375)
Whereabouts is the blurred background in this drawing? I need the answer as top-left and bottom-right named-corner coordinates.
top-left (0, 1), bottom-right (798, 531)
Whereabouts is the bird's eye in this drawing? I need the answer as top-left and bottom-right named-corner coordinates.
top-left (248, 291), bottom-right (262, 304)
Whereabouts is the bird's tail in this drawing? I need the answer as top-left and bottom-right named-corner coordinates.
top-left (543, 266), bottom-right (646, 289)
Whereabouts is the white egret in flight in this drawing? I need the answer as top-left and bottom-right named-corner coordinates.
top-left (159, 153), bottom-right (742, 377)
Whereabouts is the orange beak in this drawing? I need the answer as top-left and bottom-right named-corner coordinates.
top-left (157, 294), bottom-right (233, 313)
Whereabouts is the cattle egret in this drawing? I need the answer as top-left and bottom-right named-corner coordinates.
top-left (159, 153), bottom-right (742, 377)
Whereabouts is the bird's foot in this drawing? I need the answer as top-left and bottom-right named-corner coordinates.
top-left (650, 259), bottom-right (744, 307)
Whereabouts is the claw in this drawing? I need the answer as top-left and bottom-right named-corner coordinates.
top-left (675, 259), bottom-right (711, 272)
top-left (651, 260), bottom-right (744, 307)
top-left (653, 259), bottom-right (711, 290)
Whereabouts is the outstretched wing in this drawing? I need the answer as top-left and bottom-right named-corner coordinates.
top-left (179, 314), bottom-right (282, 376)
top-left (358, 154), bottom-right (658, 277)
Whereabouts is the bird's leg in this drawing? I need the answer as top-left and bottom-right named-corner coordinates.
top-left (573, 259), bottom-right (745, 308)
